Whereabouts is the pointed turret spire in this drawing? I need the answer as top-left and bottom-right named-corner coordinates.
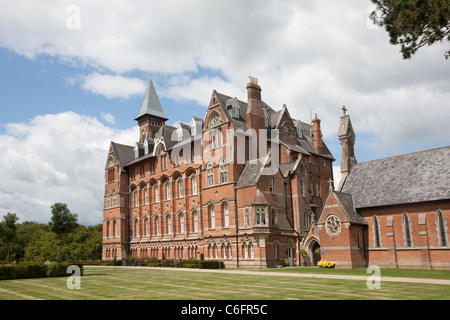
top-left (134, 80), bottom-right (168, 121)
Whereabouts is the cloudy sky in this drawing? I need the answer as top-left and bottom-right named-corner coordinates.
top-left (0, 0), bottom-right (448, 226)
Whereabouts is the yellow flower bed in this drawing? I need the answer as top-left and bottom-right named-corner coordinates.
top-left (317, 259), bottom-right (336, 268)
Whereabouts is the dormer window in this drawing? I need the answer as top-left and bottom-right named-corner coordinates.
top-left (134, 143), bottom-right (139, 158)
top-left (296, 122), bottom-right (303, 139)
top-left (232, 103), bottom-right (240, 118)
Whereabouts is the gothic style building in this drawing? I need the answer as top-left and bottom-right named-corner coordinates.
top-left (103, 78), bottom-right (335, 267)
top-left (303, 108), bottom-right (450, 269)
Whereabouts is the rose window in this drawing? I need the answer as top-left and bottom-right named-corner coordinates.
top-left (326, 215), bottom-right (341, 234)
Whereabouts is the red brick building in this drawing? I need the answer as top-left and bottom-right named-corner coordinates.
top-left (102, 78), bottom-right (335, 267)
top-left (303, 108), bottom-right (450, 269)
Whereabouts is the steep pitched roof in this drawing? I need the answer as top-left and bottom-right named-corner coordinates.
top-left (134, 80), bottom-right (168, 121)
top-left (341, 146), bottom-right (450, 208)
top-left (331, 191), bottom-right (367, 225)
top-left (111, 142), bottom-right (134, 169)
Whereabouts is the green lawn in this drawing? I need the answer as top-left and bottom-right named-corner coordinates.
top-left (0, 267), bottom-right (449, 300)
top-left (258, 267), bottom-right (450, 280)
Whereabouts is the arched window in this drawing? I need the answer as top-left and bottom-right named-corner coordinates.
top-left (243, 242), bottom-right (248, 259)
top-left (436, 210), bottom-right (447, 247)
top-left (112, 191), bottom-right (117, 207)
top-left (106, 192), bottom-right (111, 208)
top-left (303, 210), bottom-right (309, 229)
top-left (209, 204), bottom-right (215, 229)
top-left (193, 211), bottom-right (199, 232)
top-left (227, 242), bottom-right (232, 259)
top-left (219, 157), bottom-right (227, 184)
top-left (144, 187), bottom-right (148, 204)
top-left (180, 213), bottom-right (185, 233)
top-left (134, 190), bottom-right (138, 207)
top-left (112, 220), bottom-right (116, 237)
top-left (144, 217), bottom-right (149, 236)
top-left (167, 215), bottom-right (172, 235)
top-left (244, 208), bottom-right (251, 227)
top-left (255, 207), bottom-right (266, 226)
top-left (250, 242), bottom-right (254, 259)
top-left (206, 162), bottom-right (214, 187)
top-left (402, 213), bottom-right (413, 247)
top-left (154, 185), bottom-right (159, 203)
top-left (135, 219), bottom-right (139, 237)
top-left (372, 215), bottom-right (381, 248)
top-left (301, 179), bottom-right (305, 196)
top-left (155, 216), bottom-right (160, 235)
top-left (191, 175), bottom-right (197, 195)
top-left (106, 220), bottom-right (110, 238)
top-left (165, 181), bottom-right (171, 200)
top-left (178, 178), bottom-right (183, 198)
top-left (223, 202), bottom-right (229, 228)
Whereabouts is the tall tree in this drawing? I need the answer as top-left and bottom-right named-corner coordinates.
top-left (0, 213), bottom-right (19, 262)
top-left (48, 203), bottom-right (78, 260)
top-left (370, 0), bottom-right (450, 59)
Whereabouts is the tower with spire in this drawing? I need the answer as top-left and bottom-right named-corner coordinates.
top-left (337, 106), bottom-right (357, 191)
top-left (135, 80), bottom-right (168, 143)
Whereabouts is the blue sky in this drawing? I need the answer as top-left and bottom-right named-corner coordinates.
top-left (0, 0), bottom-right (448, 226)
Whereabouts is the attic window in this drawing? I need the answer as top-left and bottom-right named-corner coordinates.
top-left (296, 123), bottom-right (303, 138)
top-left (232, 103), bottom-right (240, 118)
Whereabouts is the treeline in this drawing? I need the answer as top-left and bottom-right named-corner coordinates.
top-left (0, 203), bottom-right (102, 263)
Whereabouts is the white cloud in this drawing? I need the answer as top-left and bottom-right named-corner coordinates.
top-left (81, 73), bottom-right (147, 99)
top-left (100, 112), bottom-right (115, 125)
top-left (0, 112), bottom-right (138, 225)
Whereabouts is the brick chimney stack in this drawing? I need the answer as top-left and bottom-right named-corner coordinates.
top-left (312, 114), bottom-right (323, 154)
top-left (246, 76), bottom-right (265, 131)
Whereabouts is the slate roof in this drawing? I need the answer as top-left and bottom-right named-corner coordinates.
top-left (135, 80), bottom-right (168, 121)
top-left (341, 146), bottom-right (450, 208)
top-left (111, 142), bottom-right (135, 168)
top-left (331, 191), bottom-right (367, 225)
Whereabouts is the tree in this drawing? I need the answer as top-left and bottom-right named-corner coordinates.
top-left (0, 213), bottom-right (19, 262)
top-left (370, 0), bottom-right (450, 59)
top-left (48, 203), bottom-right (78, 260)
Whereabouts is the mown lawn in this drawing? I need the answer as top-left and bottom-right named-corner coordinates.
top-left (258, 267), bottom-right (450, 280)
top-left (0, 267), bottom-right (449, 300)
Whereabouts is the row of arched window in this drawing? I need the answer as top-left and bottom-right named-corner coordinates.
top-left (130, 173), bottom-right (197, 207)
top-left (131, 211), bottom-right (199, 238)
top-left (372, 210), bottom-right (448, 248)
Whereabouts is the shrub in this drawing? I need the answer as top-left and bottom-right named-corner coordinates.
top-left (48, 262), bottom-right (83, 277)
top-left (198, 260), bottom-right (224, 269)
top-left (0, 262), bottom-right (47, 280)
top-left (180, 259), bottom-right (199, 268)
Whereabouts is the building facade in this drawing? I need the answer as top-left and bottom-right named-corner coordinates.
top-left (102, 78), bottom-right (335, 267)
top-left (303, 108), bottom-right (450, 269)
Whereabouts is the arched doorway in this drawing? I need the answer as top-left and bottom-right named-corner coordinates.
top-left (311, 241), bottom-right (321, 266)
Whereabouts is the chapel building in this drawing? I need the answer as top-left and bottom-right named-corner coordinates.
top-left (303, 108), bottom-right (450, 269)
top-left (102, 77), bottom-right (335, 267)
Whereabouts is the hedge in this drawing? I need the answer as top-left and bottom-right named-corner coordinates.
top-left (0, 262), bottom-right (83, 280)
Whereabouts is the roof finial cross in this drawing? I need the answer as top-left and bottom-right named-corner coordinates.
top-left (342, 105), bottom-right (347, 116)
top-left (328, 178), bottom-right (334, 192)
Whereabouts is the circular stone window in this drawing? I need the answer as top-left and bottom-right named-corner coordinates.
top-left (326, 215), bottom-right (341, 235)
